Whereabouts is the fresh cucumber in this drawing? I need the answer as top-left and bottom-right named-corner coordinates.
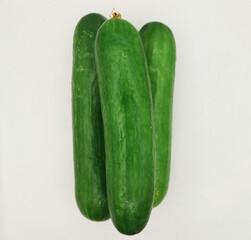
top-left (140, 22), bottom-right (176, 207)
top-left (72, 13), bottom-right (109, 221)
top-left (95, 18), bottom-right (155, 235)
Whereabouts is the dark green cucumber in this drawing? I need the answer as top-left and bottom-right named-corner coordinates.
top-left (72, 13), bottom-right (109, 221)
top-left (140, 22), bottom-right (176, 207)
top-left (95, 19), bottom-right (155, 235)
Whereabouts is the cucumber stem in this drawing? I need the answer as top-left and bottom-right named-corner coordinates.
top-left (110, 8), bottom-right (121, 19)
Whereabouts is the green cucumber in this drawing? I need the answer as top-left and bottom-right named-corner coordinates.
top-left (72, 13), bottom-right (109, 221)
top-left (95, 18), bottom-right (155, 235)
top-left (140, 22), bottom-right (176, 207)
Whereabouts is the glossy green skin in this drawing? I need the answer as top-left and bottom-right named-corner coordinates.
top-left (72, 13), bottom-right (109, 221)
top-left (140, 22), bottom-right (176, 207)
top-left (95, 19), bottom-right (155, 235)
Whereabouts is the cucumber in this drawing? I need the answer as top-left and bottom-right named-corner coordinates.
top-left (95, 19), bottom-right (155, 235)
top-left (139, 22), bottom-right (176, 207)
top-left (72, 13), bottom-right (109, 221)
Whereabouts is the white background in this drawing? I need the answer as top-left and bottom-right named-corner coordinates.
top-left (1, 0), bottom-right (251, 239)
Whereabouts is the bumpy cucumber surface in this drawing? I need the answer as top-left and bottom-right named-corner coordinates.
top-left (95, 18), bottom-right (155, 235)
top-left (72, 13), bottom-right (109, 221)
top-left (140, 22), bottom-right (176, 207)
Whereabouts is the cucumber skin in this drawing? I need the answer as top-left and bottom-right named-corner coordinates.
top-left (140, 22), bottom-right (176, 207)
top-left (95, 19), bottom-right (155, 235)
top-left (72, 13), bottom-right (109, 221)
